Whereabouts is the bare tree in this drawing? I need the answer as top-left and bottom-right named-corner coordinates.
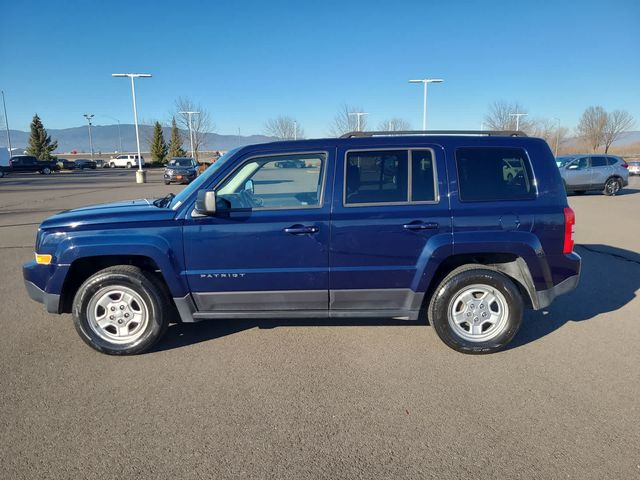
top-left (378, 118), bottom-right (411, 131)
top-left (484, 101), bottom-right (534, 132)
top-left (602, 109), bottom-right (635, 153)
top-left (174, 97), bottom-right (214, 159)
top-left (264, 116), bottom-right (304, 140)
top-left (576, 106), bottom-right (608, 152)
top-left (528, 118), bottom-right (569, 154)
top-left (329, 104), bottom-right (367, 137)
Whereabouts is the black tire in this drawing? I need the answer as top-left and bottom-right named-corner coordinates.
top-left (428, 265), bottom-right (523, 354)
top-left (603, 177), bottom-right (621, 196)
top-left (110, 162), bottom-right (116, 168)
top-left (126, 162), bottom-right (132, 169)
top-left (72, 265), bottom-right (170, 355)
top-left (164, 181), bottom-right (170, 185)
top-left (42, 167), bottom-right (51, 175)
top-left (0, 170), bottom-right (4, 178)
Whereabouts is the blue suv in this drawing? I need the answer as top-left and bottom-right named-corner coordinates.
top-left (23, 131), bottom-right (581, 355)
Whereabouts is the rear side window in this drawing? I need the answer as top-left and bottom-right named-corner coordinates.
top-left (455, 147), bottom-right (536, 202)
top-left (591, 156), bottom-right (607, 167)
top-left (345, 150), bottom-right (409, 204)
top-left (606, 157), bottom-right (619, 166)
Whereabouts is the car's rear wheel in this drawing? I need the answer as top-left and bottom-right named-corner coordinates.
top-left (110, 162), bottom-right (116, 168)
top-left (428, 266), bottom-right (523, 354)
top-left (72, 266), bottom-right (170, 355)
top-left (603, 177), bottom-right (621, 196)
top-left (42, 167), bottom-right (51, 175)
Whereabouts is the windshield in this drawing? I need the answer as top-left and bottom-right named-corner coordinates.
top-left (556, 156), bottom-right (575, 167)
top-left (169, 148), bottom-right (241, 210)
top-left (168, 158), bottom-right (193, 167)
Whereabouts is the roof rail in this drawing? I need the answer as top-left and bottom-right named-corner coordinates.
top-left (340, 130), bottom-right (528, 138)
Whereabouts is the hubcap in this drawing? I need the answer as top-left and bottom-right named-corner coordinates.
top-left (447, 284), bottom-right (509, 342)
top-left (607, 180), bottom-right (619, 194)
top-left (87, 286), bottom-right (149, 344)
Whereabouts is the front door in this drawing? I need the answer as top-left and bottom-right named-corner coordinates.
top-left (565, 156), bottom-right (592, 188)
top-left (329, 146), bottom-right (451, 314)
top-left (182, 149), bottom-right (333, 312)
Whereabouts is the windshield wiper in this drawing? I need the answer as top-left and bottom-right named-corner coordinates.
top-left (153, 193), bottom-right (175, 208)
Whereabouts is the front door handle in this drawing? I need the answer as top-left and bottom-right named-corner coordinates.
top-left (284, 224), bottom-right (320, 235)
top-left (403, 221), bottom-right (439, 231)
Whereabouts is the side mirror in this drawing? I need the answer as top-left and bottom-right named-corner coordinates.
top-left (244, 179), bottom-right (255, 194)
top-left (195, 190), bottom-right (217, 215)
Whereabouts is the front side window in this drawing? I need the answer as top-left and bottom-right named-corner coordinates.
top-left (456, 147), bottom-right (536, 202)
top-left (216, 153), bottom-right (326, 210)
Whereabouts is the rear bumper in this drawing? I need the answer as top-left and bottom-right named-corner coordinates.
top-left (534, 273), bottom-right (580, 310)
top-left (24, 279), bottom-right (61, 314)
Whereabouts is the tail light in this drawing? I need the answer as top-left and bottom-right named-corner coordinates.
top-left (563, 207), bottom-right (575, 254)
top-left (621, 162), bottom-right (629, 169)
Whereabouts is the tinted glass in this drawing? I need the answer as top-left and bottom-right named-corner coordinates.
top-left (411, 150), bottom-right (436, 202)
top-left (217, 153), bottom-right (325, 209)
top-left (456, 147), bottom-right (535, 201)
top-left (606, 157), bottom-right (619, 166)
top-left (591, 156), bottom-right (607, 167)
top-left (345, 150), bottom-right (408, 204)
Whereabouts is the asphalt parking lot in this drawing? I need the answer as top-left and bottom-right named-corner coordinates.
top-left (1, 170), bottom-right (639, 479)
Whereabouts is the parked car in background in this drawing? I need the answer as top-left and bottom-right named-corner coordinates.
top-left (275, 158), bottom-right (306, 168)
top-left (57, 158), bottom-right (75, 170)
top-left (556, 154), bottom-right (629, 195)
top-left (74, 159), bottom-right (97, 169)
top-left (109, 154), bottom-right (145, 169)
top-left (95, 160), bottom-right (107, 168)
top-left (628, 160), bottom-right (640, 176)
top-left (164, 157), bottom-right (199, 184)
top-left (24, 131), bottom-right (581, 355)
top-left (0, 155), bottom-right (60, 178)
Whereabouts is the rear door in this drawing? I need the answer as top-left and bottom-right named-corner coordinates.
top-left (590, 156), bottom-right (610, 187)
top-left (329, 145), bottom-right (451, 314)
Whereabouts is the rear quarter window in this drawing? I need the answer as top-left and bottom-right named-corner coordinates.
top-left (455, 147), bottom-right (536, 202)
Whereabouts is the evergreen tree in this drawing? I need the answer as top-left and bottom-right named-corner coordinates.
top-left (149, 121), bottom-right (168, 164)
top-left (26, 114), bottom-right (58, 160)
top-left (167, 116), bottom-right (186, 159)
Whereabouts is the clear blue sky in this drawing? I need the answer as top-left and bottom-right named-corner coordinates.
top-left (1, 0), bottom-right (639, 137)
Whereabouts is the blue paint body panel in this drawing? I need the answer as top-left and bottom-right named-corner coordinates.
top-left (23, 134), bottom-right (581, 317)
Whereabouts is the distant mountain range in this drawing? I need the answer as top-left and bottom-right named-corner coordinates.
top-left (1, 124), bottom-right (276, 154)
top-left (2, 125), bottom-right (639, 154)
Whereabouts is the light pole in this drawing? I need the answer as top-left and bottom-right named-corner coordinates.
top-left (103, 115), bottom-right (122, 153)
top-left (179, 111), bottom-right (200, 160)
top-left (1, 90), bottom-right (12, 157)
top-left (293, 121), bottom-right (297, 140)
top-left (409, 78), bottom-right (444, 130)
top-left (348, 112), bottom-right (368, 132)
top-left (509, 112), bottom-right (528, 131)
top-left (112, 73), bottom-right (152, 183)
top-left (83, 114), bottom-right (95, 160)
top-left (554, 117), bottom-right (561, 156)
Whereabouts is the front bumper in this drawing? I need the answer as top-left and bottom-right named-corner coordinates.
top-left (24, 279), bottom-right (61, 314)
top-left (164, 171), bottom-right (197, 183)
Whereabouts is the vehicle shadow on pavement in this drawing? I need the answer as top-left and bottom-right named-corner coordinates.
top-left (153, 244), bottom-right (639, 353)
top-left (509, 244), bottom-right (640, 349)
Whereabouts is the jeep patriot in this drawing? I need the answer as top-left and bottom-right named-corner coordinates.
top-left (23, 131), bottom-right (581, 355)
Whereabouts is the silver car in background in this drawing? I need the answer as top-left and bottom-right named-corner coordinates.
top-left (556, 154), bottom-right (629, 195)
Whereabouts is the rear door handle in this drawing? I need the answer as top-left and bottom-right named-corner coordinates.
top-left (284, 225), bottom-right (320, 235)
top-left (403, 221), bottom-right (439, 231)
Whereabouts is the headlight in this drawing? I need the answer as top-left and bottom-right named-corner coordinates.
top-left (166, 169), bottom-right (174, 175)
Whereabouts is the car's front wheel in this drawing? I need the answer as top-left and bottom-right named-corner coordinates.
top-left (126, 162), bottom-right (132, 169)
top-left (428, 266), bottom-right (523, 354)
top-left (110, 162), bottom-right (116, 168)
top-left (72, 266), bottom-right (170, 355)
top-left (42, 167), bottom-right (51, 175)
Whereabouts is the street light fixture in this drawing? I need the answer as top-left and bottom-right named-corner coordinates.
top-left (83, 114), bottom-right (95, 160)
top-left (179, 111), bottom-right (200, 160)
top-left (348, 111), bottom-right (368, 132)
top-left (409, 78), bottom-right (444, 130)
top-left (553, 117), bottom-right (561, 157)
top-left (509, 112), bottom-right (528, 131)
top-left (112, 73), bottom-right (152, 183)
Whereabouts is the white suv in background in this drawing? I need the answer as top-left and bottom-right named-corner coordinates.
top-left (109, 154), bottom-right (145, 169)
